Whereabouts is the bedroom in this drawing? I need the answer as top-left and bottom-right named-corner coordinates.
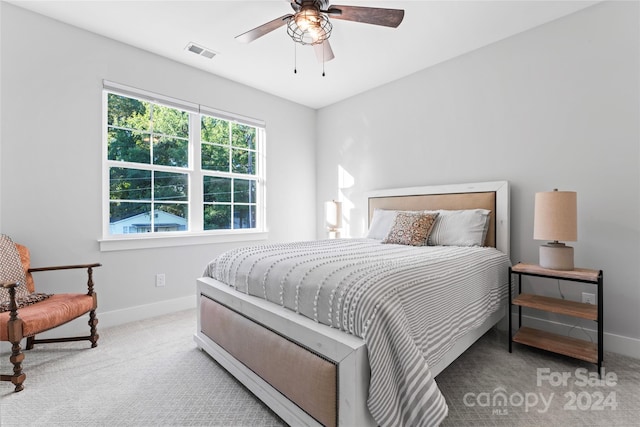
top-left (0, 0), bottom-right (638, 426)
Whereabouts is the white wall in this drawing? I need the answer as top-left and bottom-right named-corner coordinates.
top-left (316, 1), bottom-right (640, 357)
top-left (2, 2), bottom-right (638, 358)
top-left (0, 3), bottom-right (317, 326)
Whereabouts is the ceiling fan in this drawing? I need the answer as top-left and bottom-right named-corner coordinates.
top-left (235, 0), bottom-right (405, 63)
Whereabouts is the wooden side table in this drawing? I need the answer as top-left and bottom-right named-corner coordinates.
top-left (509, 263), bottom-right (603, 374)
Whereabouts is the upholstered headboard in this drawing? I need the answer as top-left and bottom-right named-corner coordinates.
top-left (367, 181), bottom-right (510, 256)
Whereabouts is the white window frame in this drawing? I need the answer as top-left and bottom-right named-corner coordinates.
top-left (100, 81), bottom-right (267, 251)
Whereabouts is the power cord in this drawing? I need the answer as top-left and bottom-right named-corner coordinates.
top-left (558, 279), bottom-right (594, 343)
top-left (556, 279), bottom-right (565, 300)
top-left (568, 323), bottom-right (594, 343)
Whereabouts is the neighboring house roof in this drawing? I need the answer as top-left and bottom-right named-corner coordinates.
top-left (110, 210), bottom-right (187, 226)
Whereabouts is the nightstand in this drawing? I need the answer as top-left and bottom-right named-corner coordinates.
top-left (508, 263), bottom-right (603, 374)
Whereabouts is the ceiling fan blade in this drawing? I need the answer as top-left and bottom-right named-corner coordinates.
top-left (314, 40), bottom-right (335, 63)
top-left (235, 14), bottom-right (293, 43)
top-left (327, 5), bottom-right (404, 28)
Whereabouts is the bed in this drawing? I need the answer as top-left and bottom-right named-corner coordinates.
top-left (194, 181), bottom-right (511, 427)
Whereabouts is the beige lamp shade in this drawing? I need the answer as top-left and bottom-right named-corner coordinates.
top-left (534, 190), bottom-right (577, 270)
top-left (534, 190), bottom-right (577, 242)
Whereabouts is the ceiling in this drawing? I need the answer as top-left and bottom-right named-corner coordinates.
top-left (7, 0), bottom-right (598, 109)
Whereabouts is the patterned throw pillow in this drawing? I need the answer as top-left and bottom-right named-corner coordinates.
top-left (0, 292), bottom-right (52, 313)
top-left (382, 212), bottom-right (439, 246)
top-left (0, 234), bottom-right (31, 304)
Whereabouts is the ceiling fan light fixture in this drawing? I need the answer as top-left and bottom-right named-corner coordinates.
top-left (235, 0), bottom-right (404, 66)
top-left (294, 8), bottom-right (317, 31)
top-left (287, 9), bottom-right (332, 45)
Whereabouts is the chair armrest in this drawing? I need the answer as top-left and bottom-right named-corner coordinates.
top-left (1, 282), bottom-right (20, 318)
top-left (28, 263), bottom-right (101, 296)
top-left (1, 281), bottom-right (19, 289)
top-left (28, 263), bottom-right (101, 273)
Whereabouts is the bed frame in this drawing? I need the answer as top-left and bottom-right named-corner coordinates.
top-left (194, 181), bottom-right (510, 427)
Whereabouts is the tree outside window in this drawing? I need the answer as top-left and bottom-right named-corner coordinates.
top-left (105, 91), bottom-right (264, 236)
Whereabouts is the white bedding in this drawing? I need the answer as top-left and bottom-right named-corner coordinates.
top-left (203, 238), bottom-right (511, 427)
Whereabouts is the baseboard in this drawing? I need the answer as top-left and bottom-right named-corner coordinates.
top-left (0, 294), bottom-right (196, 353)
top-left (97, 294), bottom-right (196, 329)
top-left (510, 312), bottom-right (640, 359)
top-left (4, 299), bottom-right (638, 361)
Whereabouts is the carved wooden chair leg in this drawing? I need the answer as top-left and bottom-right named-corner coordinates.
top-left (86, 267), bottom-right (99, 349)
top-left (8, 340), bottom-right (26, 392)
top-left (26, 336), bottom-right (35, 350)
top-left (88, 309), bottom-right (99, 348)
top-left (0, 287), bottom-right (26, 392)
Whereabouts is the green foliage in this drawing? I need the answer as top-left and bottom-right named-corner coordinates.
top-left (204, 205), bottom-right (231, 230)
top-left (154, 171), bottom-right (188, 202)
top-left (107, 93), bottom-right (149, 130)
top-left (108, 129), bottom-right (150, 164)
top-left (202, 143), bottom-right (229, 171)
top-left (204, 176), bottom-right (231, 203)
top-left (201, 117), bottom-right (256, 174)
top-left (201, 116), bottom-right (228, 144)
top-left (110, 167), bottom-right (151, 201)
top-left (152, 105), bottom-right (189, 138)
top-left (156, 203), bottom-right (188, 221)
top-left (203, 177), bottom-right (256, 229)
top-left (107, 93), bottom-right (259, 233)
top-left (231, 124), bottom-right (256, 174)
top-left (201, 116), bottom-right (229, 172)
top-left (154, 137), bottom-right (188, 168)
top-left (234, 205), bottom-right (256, 229)
top-left (234, 179), bottom-right (256, 203)
top-left (232, 148), bottom-right (254, 174)
top-left (232, 123), bottom-right (256, 149)
top-left (110, 201), bottom-right (149, 223)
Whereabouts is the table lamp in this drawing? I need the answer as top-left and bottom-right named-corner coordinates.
top-left (533, 189), bottom-right (577, 270)
top-left (325, 200), bottom-right (342, 238)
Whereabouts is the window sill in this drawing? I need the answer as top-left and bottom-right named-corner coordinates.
top-left (99, 231), bottom-right (268, 252)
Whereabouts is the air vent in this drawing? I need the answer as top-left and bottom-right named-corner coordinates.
top-left (185, 42), bottom-right (217, 59)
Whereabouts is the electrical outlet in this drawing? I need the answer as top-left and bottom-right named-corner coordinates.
top-left (155, 273), bottom-right (166, 287)
top-left (582, 292), bottom-right (595, 304)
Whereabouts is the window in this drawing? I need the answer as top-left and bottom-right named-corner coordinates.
top-left (201, 116), bottom-right (258, 230)
top-left (102, 81), bottom-right (265, 246)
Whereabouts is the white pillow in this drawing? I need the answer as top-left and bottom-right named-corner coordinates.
top-left (366, 209), bottom-right (398, 240)
top-left (427, 209), bottom-right (491, 247)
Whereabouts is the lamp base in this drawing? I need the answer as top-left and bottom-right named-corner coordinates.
top-left (327, 229), bottom-right (341, 239)
top-left (539, 242), bottom-right (574, 270)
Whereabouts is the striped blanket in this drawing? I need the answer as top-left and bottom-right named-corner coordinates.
top-left (203, 238), bottom-right (510, 427)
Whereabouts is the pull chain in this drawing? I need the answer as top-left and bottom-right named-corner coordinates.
top-left (293, 41), bottom-right (297, 74)
top-left (322, 41), bottom-right (326, 77)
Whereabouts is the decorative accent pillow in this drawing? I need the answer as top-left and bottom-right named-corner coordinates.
top-left (382, 212), bottom-right (439, 246)
top-left (366, 209), bottom-right (398, 240)
top-left (427, 209), bottom-right (491, 247)
top-left (0, 292), bottom-right (52, 313)
top-left (0, 234), bottom-right (30, 303)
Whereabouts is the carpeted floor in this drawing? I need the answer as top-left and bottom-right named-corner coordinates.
top-left (437, 327), bottom-right (640, 426)
top-left (1, 309), bottom-right (638, 426)
top-left (0, 309), bottom-right (284, 427)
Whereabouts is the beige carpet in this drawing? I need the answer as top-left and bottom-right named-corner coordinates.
top-left (1, 309), bottom-right (638, 426)
top-left (0, 309), bottom-right (284, 426)
top-left (438, 327), bottom-right (640, 426)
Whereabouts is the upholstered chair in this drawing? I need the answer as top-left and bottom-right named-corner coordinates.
top-left (0, 235), bottom-right (100, 392)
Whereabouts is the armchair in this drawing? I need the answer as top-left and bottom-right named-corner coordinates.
top-left (0, 235), bottom-right (100, 392)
